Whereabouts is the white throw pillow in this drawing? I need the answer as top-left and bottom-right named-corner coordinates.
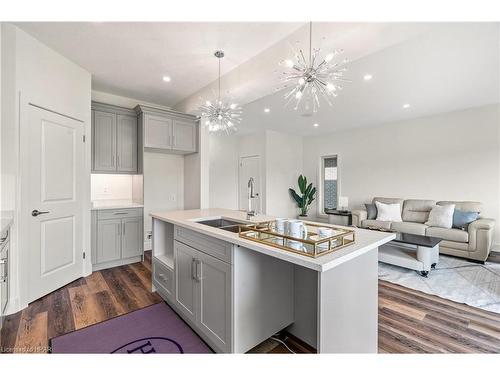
top-left (375, 201), bottom-right (402, 222)
top-left (425, 204), bottom-right (455, 228)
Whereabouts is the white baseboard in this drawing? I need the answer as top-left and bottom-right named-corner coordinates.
top-left (144, 240), bottom-right (152, 251)
top-left (492, 243), bottom-right (500, 252)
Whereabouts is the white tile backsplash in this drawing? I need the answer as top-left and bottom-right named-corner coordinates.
top-left (91, 174), bottom-right (134, 201)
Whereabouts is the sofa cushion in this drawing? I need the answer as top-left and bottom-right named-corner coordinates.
top-left (365, 203), bottom-right (377, 220)
top-left (375, 201), bottom-right (402, 222)
top-left (361, 219), bottom-right (392, 231)
top-left (402, 199), bottom-right (436, 223)
top-left (425, 204), bottom-right (455, 228)
top-left (391, 221), bottom-right (428, 236)
top-left (373, 197), bottom-right (404, 213)
top-left (437, 201), bottom-right (482, 214)
top-left (426, 227), bottom-right (469, 243)
top-left (452, 209), bottom-right (479, 230)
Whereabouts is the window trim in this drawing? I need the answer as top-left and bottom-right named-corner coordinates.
top-left (317, 154), bottom-right (340, 217)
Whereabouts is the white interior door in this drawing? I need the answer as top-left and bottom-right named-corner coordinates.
top-left (27, 105), bottom-right (85, 303)
top-left (238, 156), bottom-right (261, 212)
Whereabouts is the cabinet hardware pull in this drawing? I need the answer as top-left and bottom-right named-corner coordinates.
top-left (113, 212), bottom-right (128, 215)
top-left (123, 224), bottom-right (126, 235)
top-left (191, 258), bottom-right (196, 280)
top-left (172, 135), bottom-right (176, 146)
top-left (195, 259), bottom-right (202, 282)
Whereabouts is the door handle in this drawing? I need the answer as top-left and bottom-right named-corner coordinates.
top-left (32, 209), bottom-right (50, 217)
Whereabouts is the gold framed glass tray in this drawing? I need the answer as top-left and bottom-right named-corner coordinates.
top-left (238, 221), bottom-right (355, 258)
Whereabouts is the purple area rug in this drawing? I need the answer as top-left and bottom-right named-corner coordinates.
top-left (50, 302), bottom-right (213, 354)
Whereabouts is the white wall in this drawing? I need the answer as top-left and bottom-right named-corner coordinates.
top-left (303, 104), bottom-right (500, 244)
top-left (143, 151), bottom-right (184, 242)
top-left (90, 174), bottom-right (134, 201)
top-left (208, 129), bottom-right (303, 218)
top-left (265, 130), bottom-right (303, 218)
top-left (209, 133), bottom-right (239, 210)
top-left (1, 23), bottom-right (92, 313)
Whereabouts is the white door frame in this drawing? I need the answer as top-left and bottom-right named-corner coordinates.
top-left (19, 96), bottom-right (87, 306)
top-left (238, 155), bottom-right (262, 213)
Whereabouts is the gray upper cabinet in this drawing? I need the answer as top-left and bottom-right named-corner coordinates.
top-left (173, 119), bottom-right (197, 153)
top-left (144, 114), bottom-right (173, 149)
top-left (117, 115), bottom-right (138, 173)
top-left (136, 104), bottom-right (198, 155)
top-left (93, 110), bottom-right (117, 172)
top-left (92, 102), bottom-right (138, 174)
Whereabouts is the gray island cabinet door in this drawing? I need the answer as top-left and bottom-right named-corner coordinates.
top-left (121, 217), bottom-right (143, 258)
top-left (93, 110), bottom-right (117, 171)
top-left (174, 241), bottom-right (198, 324)
top-left (144, 114), bottom-right (172, 150)
top-left (172, 119), bottom-right (196, 153)
top-left (197, 251), bottom-right (232, 352)
top-left (97, 219), bottom-right (122, 264)
top-left (116, 114), bottom-right (138, 173)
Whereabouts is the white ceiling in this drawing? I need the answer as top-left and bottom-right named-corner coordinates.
top-left (16, 22), bottom-right (304, 106)
top-left (238, 23), bottom-right (500, 135)
top-left (16, 22), bottom-right (499, 135)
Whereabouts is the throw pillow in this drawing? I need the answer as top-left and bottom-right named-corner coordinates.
top-left (365, 203), bottom-right (377, 220)
top-left (425, 204), bottom-right (455, 228)
top-left (375, 201), bottom-right (402, 222)
top-left (452, 209), bottom-right (479, 230)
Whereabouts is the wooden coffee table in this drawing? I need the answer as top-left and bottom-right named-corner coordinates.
top-left (378, 232), bottom-right (442, 277)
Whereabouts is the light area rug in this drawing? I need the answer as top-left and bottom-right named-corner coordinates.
top-left (378, 255), bottom-right (500, 314)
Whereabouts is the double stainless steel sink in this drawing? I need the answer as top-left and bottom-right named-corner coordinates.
top-left (196, 218), bottom-right (249, 233)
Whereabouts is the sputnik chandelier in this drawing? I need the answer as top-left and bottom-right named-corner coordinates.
top-left (279, 22), bottom-right (349, 113)
top-left (199, 50), bottom-right (242, 134)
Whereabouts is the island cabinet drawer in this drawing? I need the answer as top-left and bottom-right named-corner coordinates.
top-left (97, 208), bottom-right (143, 220)
top-left (174, 226), bottom-right (233, 264)
top-left (153, 259), bottom-right (173, 299)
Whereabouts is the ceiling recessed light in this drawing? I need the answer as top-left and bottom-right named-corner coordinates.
top-left (162, 76), bottom-right (171, 82)
top-left (363, 74), bottom-right (373, 81)
top-left (264, 108), bottom-right (270, 113)
top-left (403, 103), bottom-right (411, 109)
top-left (313, 123), bottom-right (319, 127)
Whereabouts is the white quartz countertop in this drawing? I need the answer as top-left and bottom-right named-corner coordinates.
top-left (150, 208), bottom-right (395, 272)
top-left (91, 200), bottom-right (144, 211)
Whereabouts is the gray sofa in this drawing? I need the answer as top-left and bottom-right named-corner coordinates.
top-left (351, 197), bottom-right (495, 262)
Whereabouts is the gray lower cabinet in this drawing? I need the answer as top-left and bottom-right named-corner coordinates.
top-left (196, 250), bottom-right (231, 351)
top-left (92, 102), bottom-right (138, 174)
top-left (92, 208), bottom-right (144, 271)
top-left (152, 221), bottom-right (294, 353)
top-left (174, 242), bottom-right (198, 323)
top-left (172, 240), bottom-right (231, 353)
top-left (96, 219), bottom-right (122, 264)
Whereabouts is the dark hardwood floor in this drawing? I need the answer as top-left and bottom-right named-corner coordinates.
top-left (1, 251), bottom-right (500, 354)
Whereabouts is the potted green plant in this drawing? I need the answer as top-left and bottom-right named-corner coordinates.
top-left (289, 175), bottom-right (317, 218)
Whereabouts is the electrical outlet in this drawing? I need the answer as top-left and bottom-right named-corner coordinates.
top-left (169, 194), bottom-right (176, 202)
top-left (147, 231), bottom-right (152, 240)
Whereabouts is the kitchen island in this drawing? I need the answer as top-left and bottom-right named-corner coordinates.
top-left (150, 208), bottom-right (394, 353)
